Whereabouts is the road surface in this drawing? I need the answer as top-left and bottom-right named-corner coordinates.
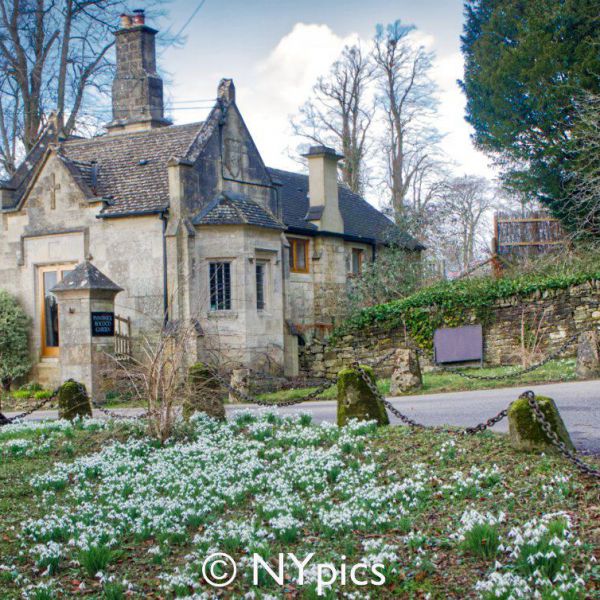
top-left (5, 380), bottom-right (600, 453)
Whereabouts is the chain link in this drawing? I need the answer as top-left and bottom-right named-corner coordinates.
top-left (0, 391), bottom-right (59, 426)
top-left (216, 371), bottom-right (339, 408)
top-left (0, 383), bottom-right (150, 425)
top-left (91, 400), bottom-right (149, 420)
top-left (353, 361), bottom-right (426, 429)
top-left (63, 380), bottom-right (149, 421)
top-left (354, 359), bottom-right (599, 480)
top-left (463, 406), bottom-right (512, 435)
top-left (520, 390), bottom-right (600, 479)
top-left (1, 369), bottom-right (597, 481)
top-left (443, 332), bottom-right (579, 382)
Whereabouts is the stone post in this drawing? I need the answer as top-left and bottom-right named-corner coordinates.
top-left (229, 368), bottom-right (250, 404)
top-left (337, 366), bottom-right (389, 427)
top-left (389, 348), bottom-right (422, 395)
top-left (576, 330), bottom-right (600, 379)
top-left (508, 394), bottom-right (575, 453)
top-left (51, 261), bottom-right (123, 401)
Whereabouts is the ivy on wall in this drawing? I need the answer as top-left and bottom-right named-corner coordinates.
top-left (334, 269), bottom-right (600, 350)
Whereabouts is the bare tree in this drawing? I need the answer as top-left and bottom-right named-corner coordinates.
top-left (373, 20), bottom-right (441, 224)
top-left (564, 93), bottom-right (600, 237)
top-left (291, 44), bottom-right (375, 194)
top-left (0, 0), bottom-right (173, 177)
top-left (436, 175), bottom-right (494, 271)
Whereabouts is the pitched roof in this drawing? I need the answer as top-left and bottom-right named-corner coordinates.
top-left (268, 168), bottom-right (424, 249)
top-left (192, 191), bottom-right (283, 230)
top-left (60, 122), bottom-right (205, 216)
top-left (1, 108), bottom-right (421, 249)
top-left (51, 261), bottom-right (123, 292)
top-left (0, 120), bottom-right (59, 210)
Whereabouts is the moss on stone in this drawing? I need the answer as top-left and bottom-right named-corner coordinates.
top-left (183, 363), bottom-right (225, 421)
top-left (337, 366), bottom-right (389, 427)
top-left (508, 395), bottom-right (574, 453)
top-left (58, 380), bottom-right (92, 421)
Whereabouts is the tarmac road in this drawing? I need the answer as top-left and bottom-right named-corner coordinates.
top-left (6, 379), bottom-right (600, 454)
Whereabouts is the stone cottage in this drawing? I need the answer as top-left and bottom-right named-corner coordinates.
top-left (0, 11), bottom-right (421, 391)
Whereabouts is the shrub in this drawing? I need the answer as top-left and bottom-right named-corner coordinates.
top-left (103, 582), bottom-right (126, 600)
top-left (0, 290), bottom-right (31, 391)
top-left (514, 517), bottom-right (569, 580)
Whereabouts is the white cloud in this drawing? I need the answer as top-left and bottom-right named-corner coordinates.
top-left (237, 23), bottom-right (359, 170)
top-left (431, 52), bottom-right (497, 179)
top-left (170, 22), bottom-right (497, 188)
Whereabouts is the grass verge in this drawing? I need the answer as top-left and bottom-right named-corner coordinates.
top-left (256, 358), bottom-right (579, 404)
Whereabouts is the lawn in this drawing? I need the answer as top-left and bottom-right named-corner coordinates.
top-left (0, 413), bottom-right (598, 598)
top-left (256, 358), bottom-right (578, 404)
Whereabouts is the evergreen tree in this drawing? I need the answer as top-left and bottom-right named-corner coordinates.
top-left (460, 0), bottom-right (600, 231)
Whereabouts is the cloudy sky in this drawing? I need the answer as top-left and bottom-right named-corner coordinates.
top-left (154, 0), bottom-right (495, 187)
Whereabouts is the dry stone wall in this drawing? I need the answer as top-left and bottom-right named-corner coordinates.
top-left (300, 280), bottom-right (600, 379)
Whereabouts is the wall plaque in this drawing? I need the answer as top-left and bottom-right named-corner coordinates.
top-left (91, 311), bottom-right (115, 337)
top-left (433, 324), bottom-right (483, 365)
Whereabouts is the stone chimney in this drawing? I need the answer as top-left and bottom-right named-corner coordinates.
top-left (303, 146), bottom-right (344, 233)
top-left (217, 78), bottom-right (236, 104)
top-left (107, 9), bottom-right (171, 134)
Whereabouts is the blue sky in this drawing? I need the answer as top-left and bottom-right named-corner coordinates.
top-left (149, 0), bottom-right (494, 185)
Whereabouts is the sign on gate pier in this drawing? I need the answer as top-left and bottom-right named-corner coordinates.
top-left (91, 311), bottom-right (115, 337)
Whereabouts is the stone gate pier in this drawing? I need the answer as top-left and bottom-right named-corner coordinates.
top-left (51, 261), bottom-right (122, 400)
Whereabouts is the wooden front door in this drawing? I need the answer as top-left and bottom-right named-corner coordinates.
top-left (39, 265), bottom-right (75, 357)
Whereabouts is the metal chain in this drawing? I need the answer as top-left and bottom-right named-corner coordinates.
top-left (521, 390), bottom-right (600, 479)
top-left (353, 362), bottom-right (426, 429)
top-left (91, 400), bottom-right (149, 420)
top-left (215, 371), bottom-right (339, 408)
top-left (444, 332), bottom-right (579, 382)
top-left (354, 363), bottom-right (599, 479)
top-left (0, 391), bottom-right (59, 426)
top-left (0, 381), bottom-right (150, 425)
top-left (463, 405), bottom-right (512, 435)
top-left (64, 380), bottom-right (146, 421)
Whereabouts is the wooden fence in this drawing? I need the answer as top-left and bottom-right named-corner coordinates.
top-left (114, 315), bottom-right (132, 361)
top-left (492, 211), bottom-right (566, 259)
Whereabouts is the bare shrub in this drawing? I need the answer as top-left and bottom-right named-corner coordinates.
top-left (519, 306), bottom-right (548, 368)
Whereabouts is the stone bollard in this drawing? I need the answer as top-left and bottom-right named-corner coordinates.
top-left (229, 368), bottom-right (250, 404)
top-left (576, 330), bottom-right (600, 379)
top-left (508, 394), bottom-right (575, 453)
top-left (183, 363), bottom-right (225, 421)
top-left (58, 380), bottom-right (92, 421)
top-left (389, 348), bottom-right (422, 395)
top-left (337, 366), bottom-right (389, 427)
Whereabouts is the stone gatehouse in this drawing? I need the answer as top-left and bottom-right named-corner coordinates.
top-left (0, 11), bottom-right (421, 392)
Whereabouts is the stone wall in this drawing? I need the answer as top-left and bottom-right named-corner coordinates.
top-left (287, 236), bottom-right (373, 338)
top-left (300, 280), bottom-right (600, 379)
